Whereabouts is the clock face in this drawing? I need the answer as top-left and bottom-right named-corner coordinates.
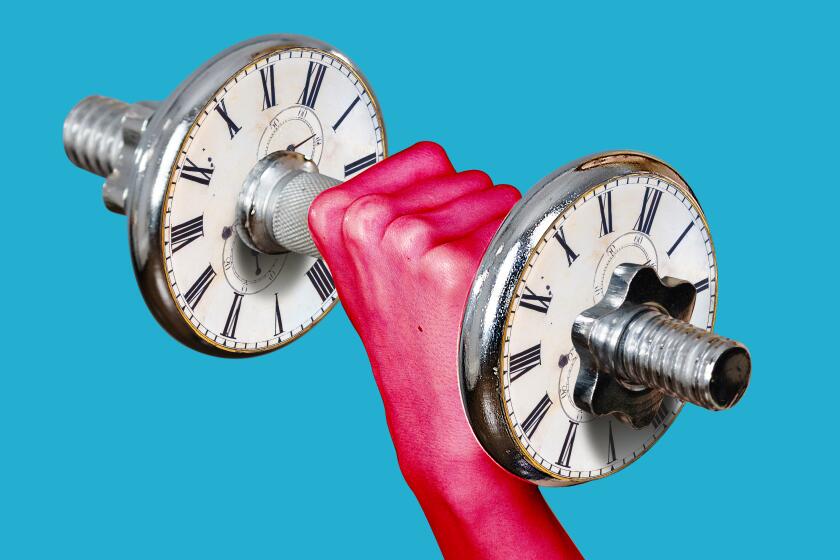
top-left (162, 47), bottom-right (385, 354)
top-left (501, 173), bottom-right (716, 481)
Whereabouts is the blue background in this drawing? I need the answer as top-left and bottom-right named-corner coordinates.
top-left (1, 1), bottom-right (835, 558)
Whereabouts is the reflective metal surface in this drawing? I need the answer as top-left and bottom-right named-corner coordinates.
top-left (63, 35), bottom-right (385, 356)
top-left (458, 152), bottom-right (714, 485)
top-left (237, 150), bottom-right (339, 257)
top-left (573, 264), bottom-right (750, 428)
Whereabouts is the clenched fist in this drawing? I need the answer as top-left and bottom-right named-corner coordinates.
top-left (309, 142), bottom-right (580, 559)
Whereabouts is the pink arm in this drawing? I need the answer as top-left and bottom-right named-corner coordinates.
top-left (309, 142), bottom-right (582, 559)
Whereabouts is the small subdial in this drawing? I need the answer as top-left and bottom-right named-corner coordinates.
top-left (259, 105), bottom-right (324, 163)
top-left (221, 226), bottom-right (286, 295)
top-left (593, 232), bottom-right (658, 302)
top-left (551, 350), bottom-right (594, 424)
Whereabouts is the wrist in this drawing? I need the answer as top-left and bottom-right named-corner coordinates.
top-left (405, 452), bottom-right (581, 559)
top-left (408, 453), bottom-right (537, 517)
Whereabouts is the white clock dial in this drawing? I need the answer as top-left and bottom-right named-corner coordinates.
top-left (162, 48), bottom-right (385, 353)
top-left (502, 174), bottom-right (716, 481)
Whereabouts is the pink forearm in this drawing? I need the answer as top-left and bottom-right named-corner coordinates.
top-left (370, 352), bottom-right (581, 559)
top-left (310, 142), bottom-right (582, 559)
top-left (412, 462), bottom-right (581, 559)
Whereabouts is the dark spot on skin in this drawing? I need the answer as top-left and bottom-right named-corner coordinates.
top-left (222, 226), bottom-right (232, 239)
top-left (558, 354), bottom-right (569, 368)
top-left (418, 326), bottom-right (423, 332)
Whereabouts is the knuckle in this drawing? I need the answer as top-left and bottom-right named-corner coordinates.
top-left (309, 189), bottom-right (352, 234)
top-left (421, 244), bottom-right (473, 296)
top-left (384, 215), bottom-right (434, 254)
top-left (342, 193), bottom-right (393, 245)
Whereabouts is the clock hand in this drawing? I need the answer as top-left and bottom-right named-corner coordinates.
top-left (250, 249), bottom-right (262, 275)
top-left (287, 133), bottom-right (317, 152)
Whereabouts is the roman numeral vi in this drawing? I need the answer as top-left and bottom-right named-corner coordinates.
top-left (558, 421), bottom-right (578, 468)
top-left (221, 292), bottom-right (244, 339)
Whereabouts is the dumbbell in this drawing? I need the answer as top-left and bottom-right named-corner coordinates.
top-left (63, 34), bottom-right (751, 485)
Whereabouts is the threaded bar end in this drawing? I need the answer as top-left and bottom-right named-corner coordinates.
top-left (595, 305), bottom-right (751, 410)
top-left (63, 96), bottom-right (129, 177)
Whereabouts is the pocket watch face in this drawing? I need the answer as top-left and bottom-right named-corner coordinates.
top-left (500, 171), bottom-right (716, 482)
top-left (161, 47), bottom-right (385, 354)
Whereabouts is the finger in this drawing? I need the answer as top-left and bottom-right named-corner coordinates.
top-left (441, 217), bottom-right (508, 258)
top-left (419, 217), bottom-right (508, 294)
top-left (340, 141), bottom-right (455, 197)
top-left (309, 141), bottom-right (454, 271)
top-left (341, 170), bottom-right (493, 249)
top-left (417, 217), bottom-right (510, 311)
top-left (336, 170), bottom-right (493, 321)
top-left (414, 184), bottom-right (520, 247)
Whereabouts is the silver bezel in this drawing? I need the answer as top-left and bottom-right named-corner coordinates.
top-left (458, 151), bottom-right (708, 485)
top-left (125, 35), bottom-right (385, 357)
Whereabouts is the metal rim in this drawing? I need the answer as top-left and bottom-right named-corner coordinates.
top-left (126, 35), bottom-right (387, 357)
top-left (458, 151), bottom-right (716, 485)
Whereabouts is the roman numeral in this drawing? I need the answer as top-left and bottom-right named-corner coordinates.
top-left (558, 421), bottom-right (578, 468)
top-left (694, 278), bottom-right (710, 293)
top-left (344, 153), bottom-right (377, 177)
top-left (521, 393), bottom-right (552, 438)
top-left (259, 65), bottom-right (276, 109)
top-left (651, 403), bottom-right (669, 428)
top-left (274, 293), bottom-right (283, 336)
top-left (607, 421), bottom-right (617, 464)
top-left (554, 226), bottom-right (579, 266)
top-left (306, 259), bottom-right (335, 301)
top-left (214, 99), bottom-right (241, 139)
top-left (510, 343), bottom-right (541, 381)
top-left (667, 222), bottom-right (694, 257)
top-left (298, 62), bottom-right (327, 108)
top-left (180, 158), bottom-right (214, 185)
top-left (221, 292), bottom-right (244, 339)
top-left (633, 187), bottom-right (663, 235)
top-left (598, 191), bottom-right (613, 237)
top-left (184, 264), bottom-right (216, 309)
top-left (332, 96), bottom-right (360, 131)
top-left (170, 215), bottom-right (203, 253)
top-left (520, 286), bottom-right (552, 313)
